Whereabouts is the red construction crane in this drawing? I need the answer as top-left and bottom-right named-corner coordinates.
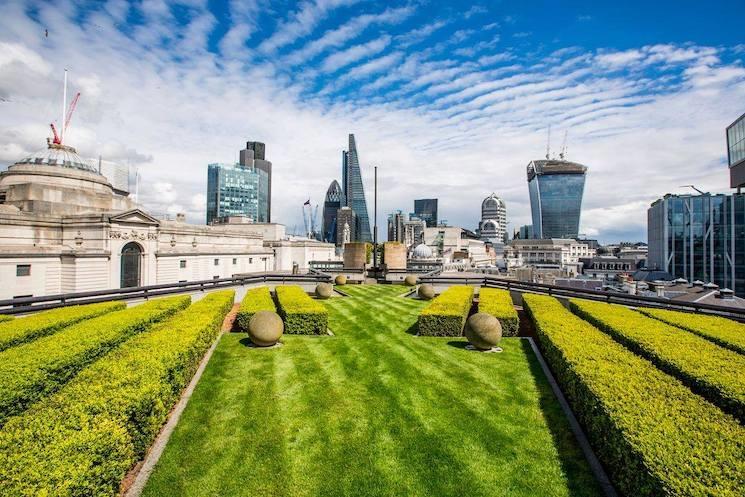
top-left (49, 69), bottom-right (81, 146)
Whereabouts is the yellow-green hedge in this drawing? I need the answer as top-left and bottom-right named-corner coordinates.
top-left (236, 286), bottom-right (276, 332)
top-left (0, 301), bottom-right (126, 352)
top-left (418, 285), bottom-right (474, 336)
top-left (0, 315), bottom-right (12, 323)
top-left (570, 298), bottom-right (745, 423)
top-left (477, 288), bottom-right (518, 336)
top-left (0, 290), bottom-right (234, 497)
top-left (0, 296), bottom-right (190, 425)
top-left (523, 293), bottom-right (745, 497)
top-left (275, 285), bottom-right (328, 334)
top-left (638, 307), bottom-right (745, 355)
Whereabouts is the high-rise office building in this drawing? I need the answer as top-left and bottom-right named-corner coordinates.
top-left (648, 193), bottom-right (745, 296)
top-left (727, 112), bottom-right (745, 190)
top-left (336, 206), bottom-right (356, 247)
top-left (478, 193), bottom-right (507, 243)
top-left (206, 162), bottom-right (260, 224)
top-left (387, 210), bottom-right (405, 242)
top-left (342, 134), bottom-right (372, 242)
top-left (239, 141), bottom-right (272, 222)
top-left (414, 198), bottom-right (438, 227)
top-left (322, 180), bottom-right (343, 244)
top-left (527, 159), bottom-right (587, 239)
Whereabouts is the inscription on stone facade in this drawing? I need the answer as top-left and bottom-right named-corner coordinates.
top-left (109, 230), bottom-right (157, 241)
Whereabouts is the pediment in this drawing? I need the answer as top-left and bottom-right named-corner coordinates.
top-left (108, 209), bottom-right (160, 226)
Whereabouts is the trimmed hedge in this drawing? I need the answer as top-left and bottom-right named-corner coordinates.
top-left (0, 315), bottom-right (12, 323)
top-left (0, 290), bottom-right (234, 497)
top-left (570, 298), bottom-right (745, 423)
top-left (477, 288), bottom-right (518, 336)
top-left (275, 285), bottom-right (328, 334)
top-left (235, 286), bottom-right (276, 332)
top-left (638, 307), bottom-right (745, 355)
top-left (417, 285), bottom-right (474, 336)
top-left (523, 294), bottom-right (745, 497)
top-left (0, 296), bottom-right (190, 425)
top-left (0, 301), bottom-right (126, 352)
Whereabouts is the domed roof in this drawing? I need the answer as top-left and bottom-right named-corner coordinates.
top-left (412, 243), bottom-right (433, 259)
top-left (14, 142), bottom-right (100, 174)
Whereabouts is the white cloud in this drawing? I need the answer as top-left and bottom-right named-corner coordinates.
top-left (320, 35), bottom-right (391, 73)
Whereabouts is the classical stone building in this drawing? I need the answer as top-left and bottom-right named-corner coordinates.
top-left (0, 142), bottom-right (333, 300)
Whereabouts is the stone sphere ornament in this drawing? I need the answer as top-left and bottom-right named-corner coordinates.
top-left (404, 275), bottom-right (418, 286)
top-left (335, 275), bottom-right (347, 285)
top-left (464, 313), bottom-right (503, 352)
top-left (417, 284), bottom-right (435, 300)
top-left (248, 311), bottom-right (284, 347)
top-left (316, 283), bottom-right (334, 299)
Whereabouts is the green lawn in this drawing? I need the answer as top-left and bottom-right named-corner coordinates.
top-left (143, 285), bottom-right (601, 497)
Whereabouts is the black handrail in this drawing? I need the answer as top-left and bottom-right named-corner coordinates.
top-left (0, 272), bottom-right (331, 315)
top-left (418, 274), bottom-right (745, 320)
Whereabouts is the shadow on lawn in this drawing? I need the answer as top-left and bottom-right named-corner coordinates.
top-left (521, 339), bottom-right (602, 496)
top-left (446, 340), bottom-right (469, 349)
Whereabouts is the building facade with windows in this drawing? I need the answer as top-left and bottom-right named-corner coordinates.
top-left (206, 162), bottom-right (260, 224)
top-left (727, 112), bottom-right (745, 190)
top-left (322, 180), bottom-right (343, 244)
top-left (527, 159), bottom-right (587, 239)
top-left (478, 193), bottom-right (507, 243)
top-left (342, 134), bottom-right (372, 242)
top-left (414, 198), bottom-right (438, 228)
top-left (647, 193), bottom-right (745, 296)
top-left (387, 210), bottom-right (405, 242)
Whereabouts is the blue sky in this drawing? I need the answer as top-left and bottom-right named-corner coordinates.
top-left (1, 0), bottom-right (744, 242)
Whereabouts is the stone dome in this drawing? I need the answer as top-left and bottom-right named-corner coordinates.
top-left (412, 243), bottom-right (433, 259)
top-left (15, 143), bottom-right (100, 174)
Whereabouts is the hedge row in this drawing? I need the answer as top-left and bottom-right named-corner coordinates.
top-left (638, 307), bottom-right (745, 355)
top-left (523, 294), bottom-right (745, 497)
top-left (0, 296), bottom-right (190, 425)
top-left (0, 301), bottom-right (126, 352)
top-left (275, 285), bottom-right (328, 334)
top-left (569, 298), bottom-right (745, 423)
top-left (235, 286), bottom-right (276, 332)
top-left (418, 285), bottom-right (474, 336)
top-left (477, 288), bottom-right (518, 336)
top-left (0, 290), bottom-right (234, 497)
top-left (0, 315), bottom-right (12, 323)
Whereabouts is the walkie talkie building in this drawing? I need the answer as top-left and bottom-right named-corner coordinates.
top-left (527, 159), bottom-right (587, 239)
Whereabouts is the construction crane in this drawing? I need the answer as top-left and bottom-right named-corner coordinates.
top-left (559, 130), bottom-right (568, 160)
top-left (302, 201), bottom-right (320, 240)
top-left (49, 69), bottom-right (81, 146)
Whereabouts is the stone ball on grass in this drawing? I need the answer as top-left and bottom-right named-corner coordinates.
top-left (316, 283), bottom-right (334, 299)
top-left (404, 275), bottom-right (418, 286)
top-left (465, 313), bottom-right (502, 351)
top-left (417, 284), bottom-right (435, 300)
top-left (335, 275), bottom-right (347, 285)
top-left (248, 310), bottom-right (284, 347)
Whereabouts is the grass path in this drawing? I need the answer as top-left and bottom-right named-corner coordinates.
top-left (143, 285), bottom-right (601, 497)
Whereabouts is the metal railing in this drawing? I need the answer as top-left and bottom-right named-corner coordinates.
top-left (419, 274), bottom-right (745, 321)
top-left (0, 272), bottom-right (331, 315)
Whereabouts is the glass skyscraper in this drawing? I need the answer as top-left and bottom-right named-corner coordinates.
top-left (322, 180), bottom-right (343, 244)
top-left (648, 193), bottom-right (745, 296)
top-left (239, 141), bottom-right (271, 222)
top-left (414, 198), bottom-right (438, 227)
top-left (727, 112), bottom-right (745, 189)
top-left (206, 162), bottom-right (260, 224)
top-left (342, 134), bottom-right (372, 242)
top-left (527, 159), bottom-right (587, 239)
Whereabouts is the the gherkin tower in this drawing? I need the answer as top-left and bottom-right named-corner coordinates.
top-left (342, 134), bottom-right (372, 242)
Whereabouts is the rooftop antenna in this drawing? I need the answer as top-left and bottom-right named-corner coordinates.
top-left (545, 124), bottom-right (551, 160)
top-left (559, 130), bottom-right (568, 160)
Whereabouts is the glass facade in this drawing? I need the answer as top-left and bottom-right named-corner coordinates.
top-left (647, 194), bottom-right (745, 296)
top-left (528, 161), bottom-right (586, 239)
top-left (206, 163), bottom-right (260, 224)
top-left (322, 180), bottom-right (343, 243)
top-left (342, 134), bottom-right (372, 242)
top-left (727, 114), bottom-right (745, 167)
top-left (414, 198), bottom-right (438, 228)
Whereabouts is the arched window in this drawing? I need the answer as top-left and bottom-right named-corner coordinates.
top-left (120, 242), bottom-right (142, 288)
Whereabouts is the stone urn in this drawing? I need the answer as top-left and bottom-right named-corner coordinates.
top-left (464, 313), bottom-right (502, 351)
top-left (417, 283), bottom-right (435, 300)
top-left (316, 283), bottom-right (334, 299)
top-left (335, 274), bottom-right (347, 285)
top-left (248, 310), bottom-right (284, 347)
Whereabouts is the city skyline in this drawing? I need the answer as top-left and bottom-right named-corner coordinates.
top-left (1, 1), bottom-right (744, 243)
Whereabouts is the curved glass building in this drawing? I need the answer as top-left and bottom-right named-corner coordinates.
top-left (527, 159), bottom-right (587, 239)
top-left (322, 180), bottom-right (343, 244)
